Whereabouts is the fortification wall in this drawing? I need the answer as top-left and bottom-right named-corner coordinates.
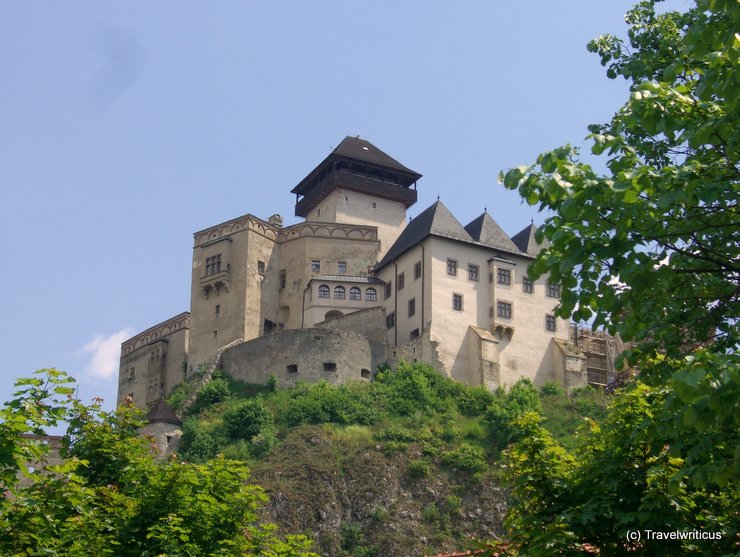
top-left (316, 306), bottom-right (387, 343)
top-left (220, 328), bottom-right (386, 387)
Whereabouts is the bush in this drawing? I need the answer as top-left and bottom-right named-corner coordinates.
top-left (455, 385), bottom-right (496, 416)
top-left (440, 443), bottom-right (488, 474)
top-left (196, 378), bottom-right (230, 407)
top-left (407, 458), bottom-right (430, 479)
top-left (284, 381), bottom-right (378, 426)
top-left (266, 373), bottom-right (279, 393)
top-left (179, 418), bottom-right (226, 463)
top-left (222, 399), bottom-right (273, 441)
top-left (540, 381), bottom-right (564, 397)
top-left (486, 378), bottom-right (541, 448)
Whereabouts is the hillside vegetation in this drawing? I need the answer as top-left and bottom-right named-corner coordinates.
top-left (168, 363), bottom-right (608, 556)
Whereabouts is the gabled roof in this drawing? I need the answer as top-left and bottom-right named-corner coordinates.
top-left (464, 211), bottom-right (522, 254)
top-left (145, 398), bottom-right (182, 426)
top-left (375, 200), bottom-right (473, 271)
top-left (511, 223), bottom-right (549, 256)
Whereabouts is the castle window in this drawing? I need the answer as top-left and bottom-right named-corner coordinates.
top-left (452, 293), bottom-right (463, 311)
top-left (497, 268), bottom-right (511, 285)
top-left (410, 328), bottom-right (420, 340)
top-left (523, 277), bottom-right (534, 293)
top-left (447, 258), bottom-right (457, 276)
top-left (408, 297), bottom-right (416, 317)
top-left (414, 261), bottom-right (422, 280)
top-left (323, 362), bottom-right (337, 372)
top-left (257, 260), bottom-right (265, 275)
top-left (489, 306), bottom-right (494, 318)
top-left (215, 304), bottom-right (220, 317)
top-left (349, 287), bottom-right (361, 301)
top-left (280, 270), bottom-right (287, 289)
top-left (398, 272), bottom-right (405, 291)
top-left (546, 314), bottom-right (557, 332)
top-left (338, 261), bottom-right (347, 274)
top-left (468, 264), bottom-right (479, 281)
top-left (489, 272), bottom-right (494, 283)
top-left (311, 260), bottom-right (320, 273)
top-left (547, 282), bottom-right (561, 299)
top-left (205, 254), bottom-right (222, 276)
top-left (318, 285), bottom-right (330, 299)
top-left (334, 286), bottom-right (346, 300)
top-left (213, 329), bottom-right (218, 338)
top-left (386, 312), bottom-right (396, 329)
top-left (365, 288), bottom-right (377, 302)
top-left (497, 301), bottom-right (512, 319)
top-left (385, 282), bottom-right (392, 299)
top-left (287, 364), bottom-right (298, 374)
top-left (361, 368), bottom-right (371, 379)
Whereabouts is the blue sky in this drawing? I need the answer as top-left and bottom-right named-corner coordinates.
top-left (0, 1), bottom-right (674, 411)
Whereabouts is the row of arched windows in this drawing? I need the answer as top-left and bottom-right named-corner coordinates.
top-left (318, 285), bottom-right (377, 301)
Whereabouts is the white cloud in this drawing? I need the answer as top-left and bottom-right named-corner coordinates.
top-left (81, 328), bottom-right (135, 380)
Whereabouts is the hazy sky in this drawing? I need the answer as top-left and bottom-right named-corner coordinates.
top-left (0, 1), bottom-right (676, 411)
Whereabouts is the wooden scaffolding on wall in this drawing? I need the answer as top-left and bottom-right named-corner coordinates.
top-left (569, 324), bottom-right (630, 389)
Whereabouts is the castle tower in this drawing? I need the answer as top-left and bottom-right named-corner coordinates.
top-left (291, 136), bottom-right (421, 258)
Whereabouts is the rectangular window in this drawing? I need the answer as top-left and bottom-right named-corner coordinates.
top-left (447, 258), bottom-right (457, 276)
top-left (523, 277), bottom-right (534, 293)
top-left (257, 260), bottom-right (265, 275)
top-left (410, 328), bottom-right (420, 341)
top-left (497, 301), bottom-right (512, 318)
top-left (287, 364), bottom-right (298, 374)
top-left (452, 293), bottom-right (463, 311)
top-left (547, 282), bottom-right (561, 299)
top-left (489, 306), bottom-right (494, 318)
top-left (408, 297), bottom-right (416, 317)
top-left (488, 272), bottom-right (493, 283)
top-left (338, 261), bottom-right (347, 274)
top-left (386, 312), bottom-right (396, 329)
top-left (323, 362), bottom-right (337, 372)
top-left (205, 254), bottom-right (222, 276)
top-left (279, 270), bottom-right (287, 289)
top-left (546, 314), bottom-right (557, 332)
top-left (468, 264), bottom-right (479, 281)
top-left (398, 272), bottom-right (405, 291)
top-left (215, 304), bottom-right (221, 317)
top-left (414, 261), bottom-right (422, 280)
top-left (497, 268), bottom-right (511, 285)
top-left (385, 282), bottom-right (392, 299)
top-left (311, 260), bottom-right (320, 273)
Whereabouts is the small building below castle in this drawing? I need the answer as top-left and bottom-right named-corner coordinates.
top-left (118, 137), bottom-right (588, 410)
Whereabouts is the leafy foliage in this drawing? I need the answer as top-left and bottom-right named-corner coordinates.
top-left (485, 378), bottom-right (541, 448)
top-left (498, 1), bottom-right (739, 553)
top-left (0, 370), bottom-right (318, 557)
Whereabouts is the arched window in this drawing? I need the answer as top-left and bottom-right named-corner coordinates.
top-left (318, 284), bottom-right (330, 299)
top-left (349, 287), bottom-right (361, 300)
top-left (334, 286), bottom-right (346, 300)
top-left (365, 287), bottom-right (377, 301)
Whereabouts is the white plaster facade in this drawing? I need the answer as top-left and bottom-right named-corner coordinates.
top-left (117, 136), bottom-right (586, 410)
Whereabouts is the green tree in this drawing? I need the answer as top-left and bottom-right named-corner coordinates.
top-left (498, 1), bottom-right (738, 554)
top-left (0, 369), bottom-right (318, 557)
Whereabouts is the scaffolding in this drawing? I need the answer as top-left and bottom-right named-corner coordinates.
top-left (569, 324), bottom-right (630, 389)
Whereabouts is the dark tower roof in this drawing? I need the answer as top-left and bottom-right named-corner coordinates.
top-left (291, 136), bottom-right (421, 217)
top-left (375, 200), bottom-right (473, 271)
top-left (511, 223), bottom-right (549, 256)
top-left (144, 398), bottom-right (182, 426)
top-left (464, 211), bottom-right (522, 254)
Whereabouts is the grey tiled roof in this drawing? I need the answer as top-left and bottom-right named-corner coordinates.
top-left (464, 212), bottom-right (522, 254)
top-left (332, 136), bottom-right (421, 178)
top-left (511, 223), bottom-right (549, 256)
top-left (145, 398), bottom-right (182, 426)
top-left (375, 201), bottom-right (474, 271)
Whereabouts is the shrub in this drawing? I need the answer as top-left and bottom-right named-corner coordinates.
top-left (285, 381), bottom-right (378, 426)
top-left (407, 458), bottom-right (430, 479)
top-left (266, 373), bottom-right (279, 393)
top-left (540, 381), bottom-right (564, 397)
top-left (455, 385), bottom-right (496, 416)
top-left (222, 398), bottom-right (273, 441)
top-left (486, 378), bottom-right (541, 448)
top-left (196, 377), bottom-right (230, 406)
top-left (440, 443), bottom-right (488, 474)
top-left (249, 429), bottom-right (276, 458)
top-left (179, 418), bottom-right (226, 463)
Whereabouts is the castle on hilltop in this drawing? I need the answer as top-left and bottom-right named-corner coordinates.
top-left (117, 137), bottom-right (589, 410)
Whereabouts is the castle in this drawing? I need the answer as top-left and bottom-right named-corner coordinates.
top-left (117, 137), bottom-right (588, 410)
